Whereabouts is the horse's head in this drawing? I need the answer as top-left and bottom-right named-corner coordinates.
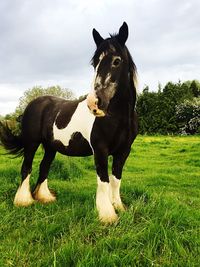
top-left (87, 22), bottom-right (136, 117)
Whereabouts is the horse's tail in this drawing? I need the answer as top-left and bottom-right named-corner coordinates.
top-left (0, 121), bottom-right (24, 157)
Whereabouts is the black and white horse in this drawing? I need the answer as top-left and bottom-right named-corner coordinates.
top-left (0, 22), bottom-right (138, 223)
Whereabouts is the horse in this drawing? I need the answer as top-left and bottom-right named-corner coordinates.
top-left (0, 22), bottom-right (138, 223)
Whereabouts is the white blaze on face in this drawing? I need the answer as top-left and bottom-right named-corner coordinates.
top-left (95, 75), bottom-right (102, 88)
top-left (88, 51), bottom-right (118, 116)
top-left (53, 99), bottom-right (95, 147)
top-left (96, 52), bottom-right (106, 71)
top-left (92, 52), bottom-right (106, 92)
top-left (96, 176), bottom-right (118, 223)
top-left (14, 174), bottom-right (35, 206)
top-left (104, 73), bottom-right (117, 100)
top-left (87, 60), bottom-right (106, 117)
top-left (105, 73), bottom-right (111, 84)
top-left (93, 52), bottom-right (107, 85)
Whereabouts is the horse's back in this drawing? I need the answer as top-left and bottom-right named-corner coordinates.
top-left (21, 96), bottom-right (76, 144)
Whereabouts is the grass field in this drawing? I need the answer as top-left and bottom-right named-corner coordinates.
top-left (0, 135), bottom-right (199, 267)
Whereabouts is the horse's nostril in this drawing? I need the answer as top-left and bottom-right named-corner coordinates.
top-left (93, 109), bottom-right (97, 113)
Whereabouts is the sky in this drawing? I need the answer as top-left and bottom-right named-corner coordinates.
top-left (0, 0), bottom-right (200, 115)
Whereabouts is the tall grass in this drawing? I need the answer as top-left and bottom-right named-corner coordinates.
top-left (0, 135), bottom-right (199, 266)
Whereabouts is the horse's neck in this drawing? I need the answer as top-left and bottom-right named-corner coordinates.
top-left (119, 77), bottom-right (135, 107)
top-left (110, 84), bottom-right (135, 117)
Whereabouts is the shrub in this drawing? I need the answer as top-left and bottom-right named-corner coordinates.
top-left (176, 98), bottom-right (200, 134)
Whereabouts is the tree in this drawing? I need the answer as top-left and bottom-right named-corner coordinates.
top-left (136, 88), bottom-right (162, 134)
top-left (136, 80), bottom-right (200, 134)
top-left (1, 86), bottom-right (74, 135)
top-left (190, 80), bottom-right (200, 97)
top-left (15, 85), bottom-right (75, 116)
top-left (176, 98), bottom-right (200, 134)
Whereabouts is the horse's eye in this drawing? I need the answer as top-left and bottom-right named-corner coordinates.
top-left (112, 58), bottom-right (121, 67)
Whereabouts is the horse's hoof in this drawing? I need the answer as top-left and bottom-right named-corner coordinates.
top-left (33, 179), bottom-right (57, 204)
top-left (33, 191), bottom-right (56, 203)
top-left (113, 202), bottom-right (126, 212)
top-left (13, 183), bottom-right (35, 207)
top-left (14, 195), bottom-right (35, 207)
top-left (99, 213), bottom-right (119, 224)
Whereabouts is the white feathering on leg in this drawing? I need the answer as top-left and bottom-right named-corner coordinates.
top-left (14, 174), bottom-right (35, 206)
top-left (33, 179), bottom-right (56, 203)
top-left (96, 176), bottom-right (118, 223)
top-left (109, 175), bottom-right (125, 211)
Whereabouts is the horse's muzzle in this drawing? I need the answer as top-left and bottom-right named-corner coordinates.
top-left (86, 92), bottom-right (106, 117)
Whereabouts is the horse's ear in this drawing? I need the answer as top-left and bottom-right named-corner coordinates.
top-left (117, 22), bottom-right (129, 46)
top-left (92, 28), bottom-right (104, 47)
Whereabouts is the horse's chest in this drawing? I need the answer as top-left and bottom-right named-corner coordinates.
top-left (53, 100), bottom-right (95, 150)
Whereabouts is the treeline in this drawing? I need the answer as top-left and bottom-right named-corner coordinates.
top-left (136, 80), bottom-right (200, 135)
top-left (1, 81), bottom-right (200, 136)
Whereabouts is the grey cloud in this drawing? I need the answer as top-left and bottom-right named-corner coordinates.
top-left (0, 0), bottom-right (94, 84)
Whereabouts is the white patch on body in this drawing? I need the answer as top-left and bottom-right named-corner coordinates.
top-left (14, 175), bottom-right (35, 206)
top-left (109, 175), bottom-right (125, 211)
top-left (53, 99), bottom-right (95, 147)
top-left (96, 176), bottom-right (118, 223)
top-left (33, 179), bottom-right (56, 203)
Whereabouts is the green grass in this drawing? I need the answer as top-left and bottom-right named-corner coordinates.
top-left (0, 135), bottom-right (199, 267)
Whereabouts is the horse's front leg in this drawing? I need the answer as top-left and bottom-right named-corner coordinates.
top-left (110, 151), bottom-right (131, 211)
top-left (94, 149), bottom-right (118, 224)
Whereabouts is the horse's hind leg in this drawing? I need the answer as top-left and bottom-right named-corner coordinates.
top-left (33, 147), bottom-right (56, 203)
top-left (14, 143), bottom-right (39, 206)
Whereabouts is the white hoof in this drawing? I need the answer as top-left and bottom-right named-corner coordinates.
top-left (33, 179), bottom-right (56, 203)
top-left (14, 175), bottom-right (35, 207)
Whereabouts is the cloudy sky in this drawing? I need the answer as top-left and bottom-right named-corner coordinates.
top-left (0, 0), bottom-right (200, 115)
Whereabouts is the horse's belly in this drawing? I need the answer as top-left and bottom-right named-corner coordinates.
top-left (52, 99), bottom-right (95, 156)
top-left (55, 132), bottom-right (93, 156)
